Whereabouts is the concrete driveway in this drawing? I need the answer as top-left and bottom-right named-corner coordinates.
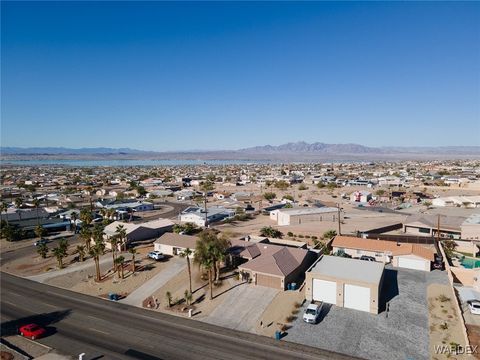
top-left (202, 284), bottom-right (279, 332)
top-left (120, 257), bottom-right (186, 306)
top-left (285, 267), bottom-right (449, 360)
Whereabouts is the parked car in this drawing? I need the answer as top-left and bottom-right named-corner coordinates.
top-left (360, 255), bottom-right (376, 262)
top-left (468, 300), bottom-right (480, 315)
top-left (303, 302), bottom-right (323, 324)
top-left (34, 239), bottom-right (48, 246)
top-left (148, 251), bottom-right (165, 261)
top-left (19, 324), bottom-right (46, 340)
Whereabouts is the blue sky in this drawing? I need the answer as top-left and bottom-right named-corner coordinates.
top-left (2, 1), bottom-right (479, 150)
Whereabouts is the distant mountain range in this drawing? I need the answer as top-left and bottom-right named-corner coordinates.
top-left (1, 142), bottom-right (480, 161)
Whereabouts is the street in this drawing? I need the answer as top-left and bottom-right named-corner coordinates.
top-left (1, 272), bottom-right (360, 360)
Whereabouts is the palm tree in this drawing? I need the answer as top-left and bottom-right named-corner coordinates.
top-left (115, 256), bottom-right (125, 279)
top-left (1, 201), bottom-right (9, 226)
top-left (180, 248), bottom-right (194, 294)
top-left (194, 230), bottom-right (230, 299)
top-left (34, 225), bottom-right (47, 239)
top-left (115, 224), bottom-right (127, 251)
top-left (79, 208), bottom-right (93, 227)
top-left (109, 235), bottom-right (118, 270)
top-left (80, 227), bottom-right (92, 251)
top-left (76, 245), bottom-right (86, 262)
top-left (52, 247), bottom-right (66, 269)
top-left (128, 247), bottom-right (137, 274)
top-left (92, 225), bottom-right (105, 255)
top-left (33, 198), bottom-right (41, 226)
top-left (70, 211), bottom-right (78, 232)
top-left (37, 243), bottom-right (48, 259)
top-left (89, 245), bottom-right (102, 282)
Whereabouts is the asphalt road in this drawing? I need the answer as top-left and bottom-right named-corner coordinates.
top-left (1, 234), bottom-right (82, 264)
top-left (1, 273), bottom-right (360, 360)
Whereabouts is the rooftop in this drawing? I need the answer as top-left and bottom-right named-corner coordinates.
top-left (463, 213), bottom-right (480, 225)
top-left (276, 207), bottom-right (338, 216)
top-left (309, 255), bottom-right (384, 284)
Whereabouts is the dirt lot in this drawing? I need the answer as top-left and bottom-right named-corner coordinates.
top-left (43, 246), bottom-right (169, 298)
top-left (428, 285), bottom-right (469, 360)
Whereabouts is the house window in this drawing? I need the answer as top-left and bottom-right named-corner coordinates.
top-left (375, 253), bottom-right (382, 257)
top-left (419, 228), bottom-right (430, 234)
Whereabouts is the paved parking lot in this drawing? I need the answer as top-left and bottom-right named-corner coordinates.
top-left (285, 267), bottom-right (448, 360)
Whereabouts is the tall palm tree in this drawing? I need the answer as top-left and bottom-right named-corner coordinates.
top-left (80, 227), bottom-right (92, 251)
top-left (115, 256), bottom-right (125, 279)
top-left (89, 245), bottom-right (102, 282)
top-left (33, 198), bottom-right (40, 226)
top-left (180, 248), bottom-right (194, 294)
top-left (128, 247), bottom-right (137, 274)
top-left (115, 224), bottom-right (127, 251)
top-left (109, 235), bottom-right (118, 270)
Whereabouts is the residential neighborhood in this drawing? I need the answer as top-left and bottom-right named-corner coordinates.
top-left (1, 159), bottom-right (479, 359)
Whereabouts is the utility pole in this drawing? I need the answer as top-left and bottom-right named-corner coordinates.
top-left (204, 193), bottom-right (208, 228)
top-left (337, 203), bottom-right (342, 236)
top-left (436, 214), bottom-right (441, 242)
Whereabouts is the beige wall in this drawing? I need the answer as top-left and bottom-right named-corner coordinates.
top-left (461, 224), bottom-right (480, 240)
top-left (332, 246), bottom-right (390, 263)
top-left (392, 254), bottom-right (431, 272)
top-left (305, 272), bottom-right (381, 314)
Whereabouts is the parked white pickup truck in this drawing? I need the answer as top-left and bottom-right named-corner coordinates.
top-left (303, 302), bottom-right (323, 324)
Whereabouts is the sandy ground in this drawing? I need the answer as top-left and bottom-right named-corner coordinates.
top-left (43, 246), bottom-right (171, 298)
top-left (255, 289), bottom-right (305, 337)
top-left (428, 284), bottom-right (470, 360)
top-left (150, 263), bottom-right (244, 319)
top-left (1, 243), bottom-right (82, 278)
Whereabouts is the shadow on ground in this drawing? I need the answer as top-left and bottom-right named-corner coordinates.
top-left (1, 309), bottom-right (71, 337)
top-left (379, 268), bottom-right (399, 313)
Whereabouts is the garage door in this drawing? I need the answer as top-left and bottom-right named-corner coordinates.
top-left (312, 279), bottom-right (337, 304)
top-left (344, 284), bottom-right (370, 312)
top-left (398, 257), bottom-right (426, 271)
top-left (256, 274), bottom-right (282, 289)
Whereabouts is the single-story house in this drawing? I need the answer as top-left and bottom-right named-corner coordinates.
top-left (103, 219), bottom-right (174, 248)
top-left (332, 235), bottom-right (436, 272)
top-left (269, 207), bottom-right (338, 226)
top-left (231, 240), bottom-right (317, 290)
top-left (305, 255), bottom-right (384, 314)
top-left (179, 206), bottom-right (235, 227)
top-left (153, 233), bottom-right (198, 257)
top-left (403, 214), bottom-right (464, 239)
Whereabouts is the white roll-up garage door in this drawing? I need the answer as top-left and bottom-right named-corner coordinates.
top-left (344, 284), bottom-right (371, 312)
top-left (312, 279), bottom-right (337, 304)
top-left (398, 257), bottom-right (427, 271)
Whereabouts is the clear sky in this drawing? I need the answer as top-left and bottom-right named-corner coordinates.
top-left (2, 1), bottom-right (479, 151)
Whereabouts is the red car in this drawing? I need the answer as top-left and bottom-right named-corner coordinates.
top-left (19, 324), bottom-right (46, 340)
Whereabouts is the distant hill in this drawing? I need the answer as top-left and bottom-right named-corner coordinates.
top-left (1, 143), bottom-right (480, 161)
top-left (239, 142), bottom-right (480, 155)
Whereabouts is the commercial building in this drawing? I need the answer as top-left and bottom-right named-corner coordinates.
top-left (269, 207), bottom-right (338, 226)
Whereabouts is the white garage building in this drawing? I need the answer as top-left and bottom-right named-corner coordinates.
top-left (305, 255), bottom-right (384, 314)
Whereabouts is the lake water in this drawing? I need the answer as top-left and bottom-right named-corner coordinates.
top-left (0, 159), bottom-right (271, 167)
